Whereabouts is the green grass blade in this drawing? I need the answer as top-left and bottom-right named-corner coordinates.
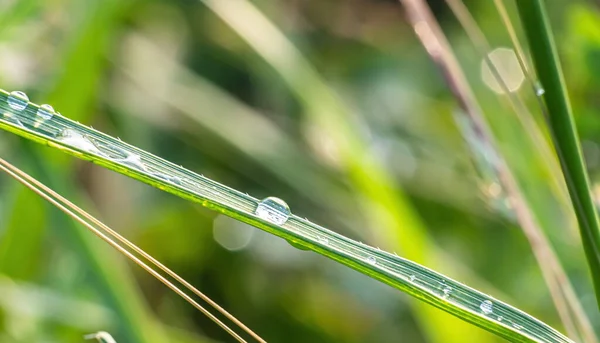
top-left (0, 1), bottom-right (167, 341)
top-left (194, 2), bottom-right (491, 340)
top-left (0, 89), bottom-right (573, 343)
top-left (0, 185), bottom-right (46, 279)
top-left (515, 0), bottom-right (600, 310)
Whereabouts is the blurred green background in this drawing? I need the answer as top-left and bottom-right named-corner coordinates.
top-left (0, 0), bottom-right (599, 342)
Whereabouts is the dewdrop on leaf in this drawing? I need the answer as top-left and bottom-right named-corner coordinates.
top-left (84, 331), bottom-right (117, 343)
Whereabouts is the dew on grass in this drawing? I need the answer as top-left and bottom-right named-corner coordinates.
top-left (57, 129), bottom-right (104, 155)
top-left (255, 197), bottom-right (290, 225)
top-left (7, 91), bottom-right (28, 111)
top-left (37, 104), bottom-right (55, 120)
top-left (442, 286), bottom-right (452, 299)
top-left (366, 256), bottom-right (377, 265)
top-left (480, 300), bottom-right (494, 315)
top-left (84, 331), bottom-right (117, 343)
top-left (535, 82), bottom-right (545, 96)
top-left (114, 151), bottom-right (147, 171)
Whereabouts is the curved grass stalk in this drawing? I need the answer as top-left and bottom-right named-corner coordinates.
top-left (0, 155), bottom-right (260, 343)
top-left (0, 90), bottom-right (573, 343)
top-left (515, 0), bottom-right (600, 311)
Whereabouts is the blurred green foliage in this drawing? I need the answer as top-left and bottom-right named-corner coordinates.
top-left (0, 0), bottom-right (599, 342)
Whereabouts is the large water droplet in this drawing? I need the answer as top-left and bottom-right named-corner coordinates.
top-left (255, 197), bottom-right (290, 225)
top-left (442, 286), bottom-right (452, 299)
top-left (480, 300), bottom-right (493, 315)
top-left (7, 91), bottom-right (29, 111)
top-left (84, 331), bottom-right (117, 343)
top-left (366, 256), bottom-right (377, 265)
top-left (37, 104), bottom-right (55, 120)
top-left (57, 129), bottom-right (103, 155)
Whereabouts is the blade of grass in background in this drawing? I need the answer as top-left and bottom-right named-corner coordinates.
top-left (441, 1), bottom-right (595, 341)
top-left (398, 0), bottom-right (585, 340)
top-left (0, 157), bottom-right (261, 343)
top-left (0, 89), bottom-right (574, 343)
top-left (0, 0), bottom-right (37, 37)
top-left (515, 0), bottom-right (600, 310)
top-left (0, 0), bottom-right (167, 341)
top-left (17, 143), bottom-right (166, 343)
top-left (0, 172), bottom-right (46, 280)
top-left (115, 32), bottom-right (486, 237)
top-left (197, 1), bottom-right (500, 341)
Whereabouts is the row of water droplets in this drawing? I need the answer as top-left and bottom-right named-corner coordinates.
top-left (0, 89), bottom-right (570, 343)
top-left (1, 90), bottom-right (255, 211)
top-left (6, 91), bottom-right (55, 123)
top-left (252, 197), bottom-right (561, 341)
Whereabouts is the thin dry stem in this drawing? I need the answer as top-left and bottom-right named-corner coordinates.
top-left (0, 157), bottom-right (264, 343)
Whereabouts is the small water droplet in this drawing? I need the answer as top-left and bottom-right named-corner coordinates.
top-left (535, 82), bottom-right (545, 96)
top-left (317, 236), bottom-right (329, 245)
top-left (169, 176), bottom-right (182, 185)
top-left (152, 172), bottom-right (182, 185)
top-left (366, 256), bottom-right (376, 265)
top-left (512, 323), bottom-right (523, 330)
top-left (84, 331), bottom-right (117, 343)
top-left (497, 316), bottom-right (503, 322)
top-left (57, 129), bottom-right (103, 155)
top-left (255, 197), bottom-right (290, 225)
top-left (480, 300), bottom-right (493, 315)
top-left (7, 91), bottom-right (29, 111)
top-left (37, 104), bottom-right (55, 120)
top-left (409, 275), bottom-right (416, 282)
top-left (442, 286), bottom-right (452, 299)
top-left (118, 151), bottom-right (146, 171)
top-left (287, 239), bottom-right (309, 251)
top-left (2, 112), bottom-right (24, 127)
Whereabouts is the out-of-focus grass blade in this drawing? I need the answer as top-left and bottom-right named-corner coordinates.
top-left (0, 185), bottom-right (45, 279)
top-left (196, 1), bottom-right (498, 341)
top-left (0, 0), bottom-right (37, 37)
top-left (115, 33), bottom-right (484, 232)
top-left (5, 1), bottom-right (169, 342)
top-left (0, 156), bottom-right (263, 343)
